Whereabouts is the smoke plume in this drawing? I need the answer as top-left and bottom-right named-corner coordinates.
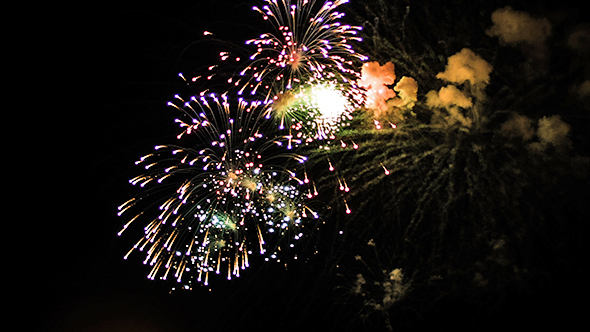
top-left (358, 61), bottom-right (397, 115)
top-left (435, 48), bottom-right (493, 87)
top-left (486, 6), bottom-right (552, 48)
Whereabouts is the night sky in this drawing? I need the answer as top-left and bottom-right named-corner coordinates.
top-left (37, 0), bottom-right (588, 331)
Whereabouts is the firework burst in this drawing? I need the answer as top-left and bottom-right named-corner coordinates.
top-left (118, 92), bottom-right (318, 286)
top-left (239, 0), bottom-right (366, 95)
top-left (216, 0), bottom-right (366, 142)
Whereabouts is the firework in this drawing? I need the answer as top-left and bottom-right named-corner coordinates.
top-left (189, 1), bottom-right (368, 148)
top-left (240, 0), bottom-right (366, 93)
top-left (118, 92), bottom-right (318, 286)
top-left (226, 0), bottom-right (366, 137)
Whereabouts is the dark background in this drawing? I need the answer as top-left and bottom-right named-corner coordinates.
top-left (35, 1), bottom-right (588, 331)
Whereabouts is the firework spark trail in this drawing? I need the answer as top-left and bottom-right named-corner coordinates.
top-left (118, 92), bottom-right (318, 286)
top-left (318, 125), bottom-right (483, 267)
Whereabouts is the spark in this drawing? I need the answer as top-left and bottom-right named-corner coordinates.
top-left (380, 163), bottom-right (390, 175)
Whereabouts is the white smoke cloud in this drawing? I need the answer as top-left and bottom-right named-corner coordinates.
top-left (425, 85), bottom-right (473, 109)
top-left (500, 113), bottom-right (535, 141)
top-left (567, 24), bottom-right (590, 55)
top-left (537, 115), bottom-right (571, 148)
top-left (436, 48), bottom-right (493, 87)
top-left (486, 6), bottom-right (552, 47)
top-left (425, 49), bottom-right (494, 129)
top-left (565, 24), bottom-right (590, 105)
top-left (577, 80), bottom-right (590, 100)
top-left (426, 87), bottom-right (473, 128)
top-left (486, 7), bottom-right (552, 75)
top-left (528, 115), bottom-right (572, 153)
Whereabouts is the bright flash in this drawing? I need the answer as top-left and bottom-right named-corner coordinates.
top-left (311, 85), bottom-right (348, 124)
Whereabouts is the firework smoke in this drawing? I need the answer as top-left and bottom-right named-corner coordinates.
top-left (487, 6), bottom-right (553, 75)
top-left (357, 61), bottom-right (397, 114)
top-left (311, 2), bottom-right (588, 329)
top-left (356, 60), bottom-right (418, 127)
top-left (435, 48), bottom-right (492, 87)
top-left (486, 7), bottom-right (552, 48)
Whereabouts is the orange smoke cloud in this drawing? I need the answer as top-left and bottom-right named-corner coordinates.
top-left (358, 61), bottom-right (397, 113)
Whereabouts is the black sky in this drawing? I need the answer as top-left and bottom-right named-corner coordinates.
top-left (37, 0), bottom-right (589, 331)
